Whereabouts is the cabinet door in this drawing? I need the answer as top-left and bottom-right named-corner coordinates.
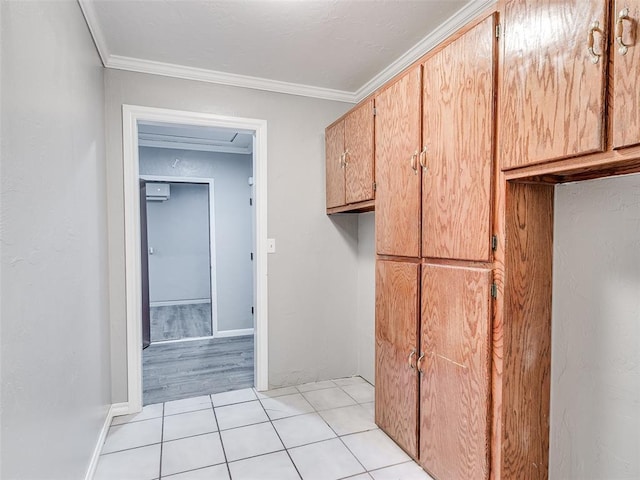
top-left (613, 0), bottom-right (640, 149)
top-left (345, 99), bottom-right (375, 204)
top-left (375, 68), bottom-right (422, 257)
top-left (499, 0), bottom-right (607, 168)
top-left (375, 260), bottom-right (420, 457)
top-left (422, 15), bottom-right (495, 262)
top-left (326, 120), bottom-right (345, 209)
top-left (420, 264), bottom-right (492, 480)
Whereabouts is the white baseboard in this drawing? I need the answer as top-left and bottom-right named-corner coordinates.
top-left (214, 328), bottom-right (254, 338)
top-left (84, 402), bottom-right (129, 480)
top-left (152, 335), bottom-right (214, 345)
top-left (150, 298), bottom-right (211, 307)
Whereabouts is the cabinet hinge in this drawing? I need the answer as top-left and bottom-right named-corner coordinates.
top-left (491, 235), bottom-right (498, 251)
top-left (491, 283), bottom-right (498, 298)
top-left (373, 181), bottom-right (377, 192)
top-left (496, 23), bottom-right (501, 39)
top-left (373, 107), bottom-right (377, 116)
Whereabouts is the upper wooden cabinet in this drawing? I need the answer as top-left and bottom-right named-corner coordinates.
top-left (422, 15), bottom-right (496, 262)
top-left (345, 100), bottom-right (375, 204)
top-left (499, 0), bottom-right (608, 169)
top-left (325, 99), bottom-right (374, 211)
top-left (325, 119), bottom-right (346, 209)
top-left (613, 0), bottom-right (640, 149)
top-left (375, 67), bottom-right (422, 257)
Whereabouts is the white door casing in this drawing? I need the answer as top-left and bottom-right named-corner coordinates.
top-left (122, 104), bottom-right (268, 412)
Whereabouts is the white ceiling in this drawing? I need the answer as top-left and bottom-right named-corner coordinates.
top-left (80, 0), bottom-right (494, 102)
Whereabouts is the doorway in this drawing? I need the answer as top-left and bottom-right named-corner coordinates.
top-left (144, 179), bottom-right (216, 343)
top-left (122, 105), bottom-right (268, 413)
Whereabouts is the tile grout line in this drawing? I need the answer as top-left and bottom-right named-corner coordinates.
top-left (308, 398), bottom-right (370, 478)
top-left (101, 379), bottom-right (426, 480)
top-left (209, 394), bottom-right (233, 480)
top-left (158, 402), bottom-right (165, 479)
top-left (257, 394), bottom-right (303, 480)
top-left (101, 384), bottom-right (376, 455)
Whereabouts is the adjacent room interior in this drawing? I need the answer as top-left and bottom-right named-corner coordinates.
top-left (138, 122), bottom-right (257, 405)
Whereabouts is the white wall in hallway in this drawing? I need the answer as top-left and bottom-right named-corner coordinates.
top-left (0, 1), bottom-right (111, 478)
top-left (551, 174), bottom-right (640, 479)
top-left (106, 70), bottom-right (355, 400)
top-left (146, 182), bottom-right (212, 303)
top-left (140, 148), bottom-right (254, 332)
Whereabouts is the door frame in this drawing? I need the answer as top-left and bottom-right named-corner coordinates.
top-left (140, 175), bottom-right (227, 341)
top-left (123, 105), bottom-right (268, 412)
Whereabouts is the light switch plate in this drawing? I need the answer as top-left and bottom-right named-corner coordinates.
top-left (267, 238), bottom-right (276, 253)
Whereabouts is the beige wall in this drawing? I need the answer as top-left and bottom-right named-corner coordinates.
top-left (0, 1), bottom-right (111, 478)
top-left (105, 69), bottom-right (359, 400)
top-left (550, 174), bottom-right (640, 478)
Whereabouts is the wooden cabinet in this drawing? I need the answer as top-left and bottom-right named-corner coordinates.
top-left (328, 2), bottom-right (640, 479)
top-left (420, 264), bottom-right (492, 480)
top-left (499, 0), bottom-right (608, 168)
top-left (613, 0), bottom-right (640, 149)
top-left (375, 68), bottom-right (422, 257)
top-left (325, 119), bottom-right (346, 209)
top-left (375, 259), bottom-right (420, 457)
top-left (345, 100), bottom-right (375, 204)
top-left (325, 99), bottom-right (374, 211)
top-left (375, 259), bottom-right (493, 479)
top-left (422, 15), bottom-right (495, 262)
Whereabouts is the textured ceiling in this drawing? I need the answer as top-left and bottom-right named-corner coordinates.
top-left (84, 0), bottom-right (476, 95)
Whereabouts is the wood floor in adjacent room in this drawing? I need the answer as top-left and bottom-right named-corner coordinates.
top-left (143, 335), bottom-right (254, 405)
top-left (150, 303), bottom-right (213, 342)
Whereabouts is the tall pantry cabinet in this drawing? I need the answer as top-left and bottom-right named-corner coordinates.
top-left (327, 0), bottom-right (640, 478)
top-left (374, 14), bottom-right (496, 480)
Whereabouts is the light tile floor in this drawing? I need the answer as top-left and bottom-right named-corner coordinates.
top-left (94, 377), bottom-right (434, 480)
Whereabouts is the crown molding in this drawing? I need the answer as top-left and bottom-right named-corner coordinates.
top-left (79, 0), bottom-right (496, 105)
top-left (77, 0), bottom-right (110, 66)
top-left (107, 55), bottom-right (358, 103)
top-left (354, 0), bottom-right (498, 102)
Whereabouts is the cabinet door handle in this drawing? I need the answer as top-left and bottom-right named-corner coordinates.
top-left (339, 152), bottom-right (346, 168)
top-left (408, 349), bottom-right (417, 370)
top-left (419, 146), bottom-right (428, 171)
top-left (410, 150), bottom-right (419, 174)
top-left (344, 149), bottom-right (350, 167)
top-left (616, 8), bottom-right (630, 55)
top-left (417, 352), bottom-right (426, 374)
top-left (587, 20), bottom-right (603, 64)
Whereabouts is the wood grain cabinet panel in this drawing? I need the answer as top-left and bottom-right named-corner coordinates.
top-left (325, 101), bottom-right (375, 212)
top-left (325, 120), bottom-right (346, 209)
top-left (345, 99), bottom-right (375, 204)
top-left (422, 15), bottom-right (495, 261)
top-left (375, 68), bottom-right (422, 257)
top-left (499, 0), bottom-right (607, 168)
top-left (420, 264), bottom-right (492, 480)
top-left (375, 259), bottom-right (420, 458)
top-left (613, 0), bottom-right (640, 149)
